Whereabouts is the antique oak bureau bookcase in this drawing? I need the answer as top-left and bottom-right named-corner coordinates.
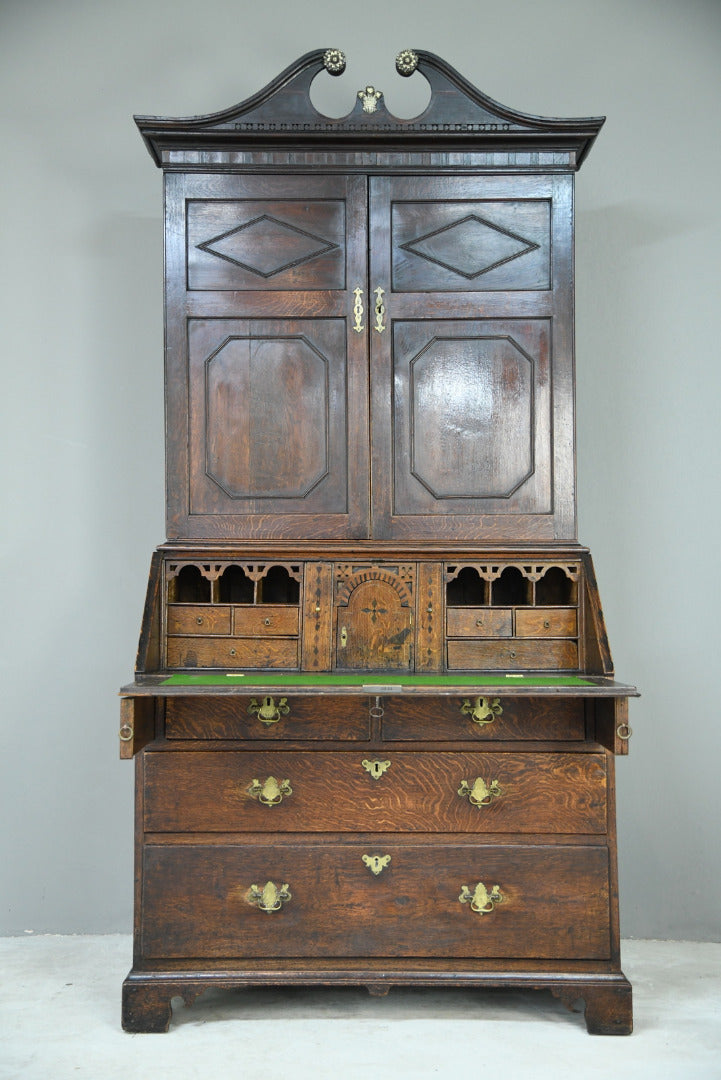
top-left (120, 49), bottom-right (636, 1034)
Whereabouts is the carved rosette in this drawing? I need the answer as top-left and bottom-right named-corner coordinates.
top-left (395, 49), bottom-right (419, 77)
top-left (323, 49), bottom-right (346, 76)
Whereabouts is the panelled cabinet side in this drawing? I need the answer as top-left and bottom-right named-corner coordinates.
top-left (122, 48), bottom-right (635, 1036)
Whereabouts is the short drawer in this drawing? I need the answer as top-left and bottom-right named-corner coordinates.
top-left (140, 841), bottom-right (611, 960)
top-left (447, 639), bottom-right (578, 670)
top-left (381, 696), bottom-right (585, 741)
top-left (165, 696), bottom-right (370, 741)
top-left (167, 605), bottom-right (232, 636)
top-left (167, 636), bottom-right (298, 669)
top-left (144, 750), bottom-right (607, 835)
top-left (447, 608), bottom-right (512, 638)
top-left (233, 605), bottom-right (299, 637)
top-left (515, 608), bottom-right (577, 638)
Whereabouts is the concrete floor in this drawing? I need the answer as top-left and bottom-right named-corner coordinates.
top-left (0, 938), bottom-right (719, 1079)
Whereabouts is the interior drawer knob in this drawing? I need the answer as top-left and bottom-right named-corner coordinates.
top-left (458, 777), bottom-right (502, 806)
top-left (460, 696), bottom-right (503, 727)
top-left (246, 881), bottom-right (291, 913)
top-left (458, 882), bottom-right (503, 915)
top-left (247, 776), bottom-right (293, 806)
top-left (247, 696), bottom-right (290, 726)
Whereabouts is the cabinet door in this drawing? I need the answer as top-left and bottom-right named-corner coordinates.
top-left (369, 175), bottom-right (574, 542)
top-left (166, 173), bottom-right (369, 539)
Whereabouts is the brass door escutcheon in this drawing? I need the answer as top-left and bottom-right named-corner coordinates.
top-left (459, 882), bottom-right (503, 914)
top-left (248, 696), bottom-right (290, 726)
top-left (247, 776), bottom-right (293, 806)
top-left (246, 881), bottom-right (291, 913)
top-left (352, 286), bottom-right (364, 333)
top-left (458, 777), bottom-right (502, 807)
top-left (340, 625), bottom-right (348, 648)
top-left (362, 854), bottom-right (391, 876)
top-left (460, 697), bottom-right (503, 727)
top-left (362, 758), bottom-right (391, 780)
top-left (373, 286), bottom-right (386, 333)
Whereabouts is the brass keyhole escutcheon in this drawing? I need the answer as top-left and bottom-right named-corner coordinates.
top-left (340, 626), bottom-right (348, 648)
top-left (248, 696), bottom-right (290, 726)
top-left (459, 882), bottom-right (503, 915)
top-left (373, 286), bottom-right (386, 333)
top-left (362, 854), bottom-right (391, 876)
top-left (362, 759), bottom-right (391, 780)
top-left (458, 777), bottom-right (502, 807)
top-left (247, 776), bottom-right (293, 806)
top-left (246, 881), bottom-right (291, 913)
top-left (460, 697), bottom-right (503, 728)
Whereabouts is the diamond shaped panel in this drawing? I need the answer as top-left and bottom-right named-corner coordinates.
top-left (401, 213), bottom-right (539, 280)
top-left (198, 214), bottom-right (339, 278)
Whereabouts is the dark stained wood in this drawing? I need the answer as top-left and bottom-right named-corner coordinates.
top-left (122, 52), bottom-right (635, 1034)
top-left (140, 842), bottom-right (611, 960)
top-left (381, 696), bottom-right (585, 742)
top-left (164, 695), bottom-right (371, 741)
top-left (144, 749), bottom-right (607, 834)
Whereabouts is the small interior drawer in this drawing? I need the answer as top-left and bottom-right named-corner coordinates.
top-left (515, 608), bottom-right (577, 638)
top-left (167, 605), bottom-right (231, 636)
top-left (166, 637), bottom-right (298, 669)
top-left (446, 608), bottom-right (512, 638)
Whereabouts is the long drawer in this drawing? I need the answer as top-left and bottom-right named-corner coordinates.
top-left (144, 750), bottom-right (607, 835)
top-left (165, 696), bottom-right (370, 741)
top-left (140, 841), bottom-right (611, 960)
top-left (381, 696), bottom-right (585, 742)
top-left (447, 639), bottom-right (578, 670)
top-left (167, 636), bottom-right (298, 669)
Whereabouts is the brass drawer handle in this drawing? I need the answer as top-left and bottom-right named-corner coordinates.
top-left (247, 776), bottom-right (292, 806)
top-left (246, 881), bottom-right (291, 913)
top-left (248, 696), bottom-right (290, 726)
top-left (362, 758), bottom-right (391, 780)
top-left (460, 697), bottom-right (503, 727)
top-left (362, 854), bottom-right (391, 876)
top-left (119, 722), bottom-right (134, 742)
top-left (459, 882), bottom-right (503, 915)
top-left (458, 777), bottom-right (502, 806)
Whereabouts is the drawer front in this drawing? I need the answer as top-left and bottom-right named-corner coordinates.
top-left (167, 605), bottom-right (232, 636)
top-left (447, 639), bottom-right (578, 670)
top-left (167, 636), bottom-right (298, 669)
top-left (144, 750), bottom-right (607, 835)
top-left (382, 696), bottom-right (585, 741)
top-left (140, 841), bottom-right (611, 960)
top-left (233, 606), bottom-right (299, 637)
top-left (515, 608), bottom-right (577, 638)
top-left (446, 608), bottom-right (512, 638)
top-left (165, 696), bottom-right (370, 741)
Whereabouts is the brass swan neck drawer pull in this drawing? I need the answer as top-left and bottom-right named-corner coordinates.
top-left (247, 776), bottom-right (293, 806)
top-left (247, 696), bottom-right (290, 726)
top-left (460, 697), bottom-right (503, 728)
top-left (458, 777), bottom-right (502, 806)
top-left (246, 881), bottom-right (291, 913)
top-left (362, 854), bottom-right (391, 876)
top-left (459, 882), bottom-right (503, 915)
top-left (361, 758), bottom-right (391, 780)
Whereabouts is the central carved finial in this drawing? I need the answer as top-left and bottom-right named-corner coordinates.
top-left (358, 86), bottom-right (382, 113)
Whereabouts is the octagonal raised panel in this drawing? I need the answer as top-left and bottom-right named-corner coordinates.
top-left (410, 336), bottom-right (534, 499)
top-left (205, 336), bottom-right (329, 498)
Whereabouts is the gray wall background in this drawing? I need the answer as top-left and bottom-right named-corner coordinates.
top-left (1, 0), bottom-right (719, 939)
